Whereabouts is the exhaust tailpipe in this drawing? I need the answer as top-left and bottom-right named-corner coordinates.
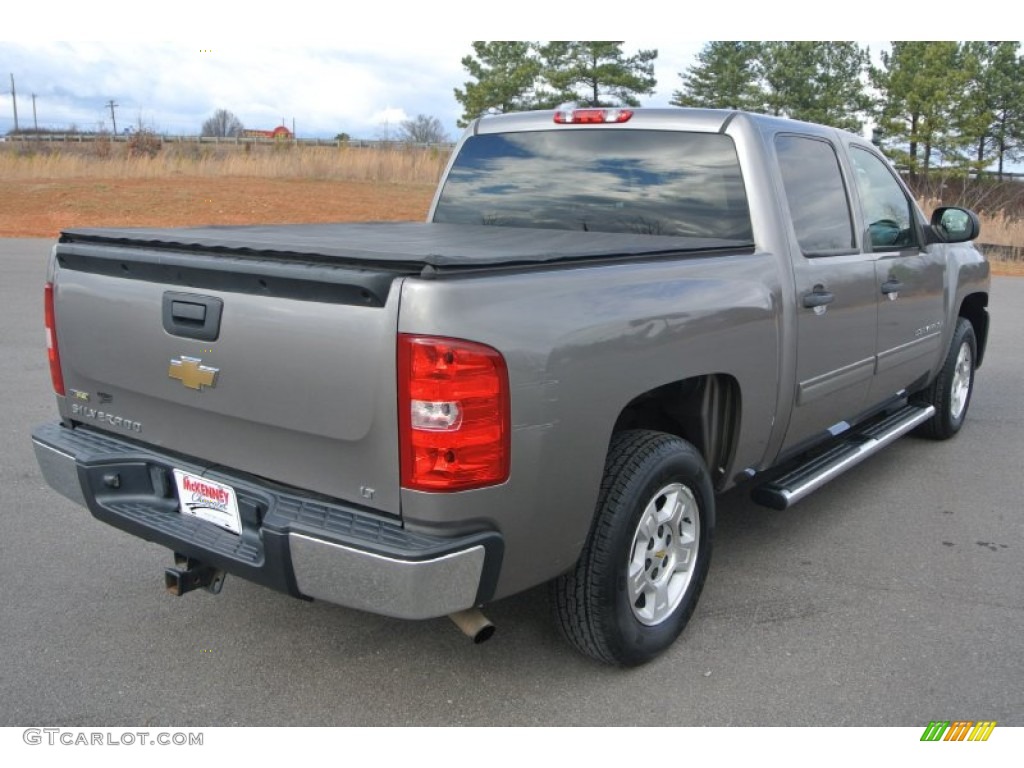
top-left (448, 608), bottom-right (495, 644)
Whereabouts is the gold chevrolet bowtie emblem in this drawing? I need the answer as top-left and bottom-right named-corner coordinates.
top-left (168, 356), bottom-right (219, 391)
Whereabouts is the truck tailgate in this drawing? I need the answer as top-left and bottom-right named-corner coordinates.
top-left (51, 241), bottom-right (409, 515)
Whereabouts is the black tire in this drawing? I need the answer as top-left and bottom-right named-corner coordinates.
top-left (552, 430), bottom-right (715, 666)
top-left (915, 317), bottom-right (977, 440)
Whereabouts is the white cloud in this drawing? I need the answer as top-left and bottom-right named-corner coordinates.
top-left (370, 108), bottom-right (410, 127)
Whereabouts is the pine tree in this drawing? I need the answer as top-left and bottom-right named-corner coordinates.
top-left (871, 42), bottom-right (965, 173)
top-left (759, 42), bottom-right (870, 132)
top-left (986, 42), bottom-right (1024, 178)
top-left (538, 42), bottom-right (657, 108)
top-left (959, 41), bottom-right (1024, 178)
top-left (454, 42), bottom-right (542, 127)
top-left (671, 42), bottom-right (870, 132)
top-left (671, 41), bottom-right (762, 110)
top-left (953, 42), bottom-right (999, 174)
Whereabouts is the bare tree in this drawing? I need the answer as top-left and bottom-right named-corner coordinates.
top-left (201, 109), bottom-right (244, 138)
top-left (397, 114), bottom-right (449, 144)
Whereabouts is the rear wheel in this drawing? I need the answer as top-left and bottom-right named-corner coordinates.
top-left (553, 430), bottom-right (714, 666)
top-left (915, 317), bottom-right (977, 440)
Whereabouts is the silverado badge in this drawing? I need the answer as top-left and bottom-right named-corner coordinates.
top-left (168, 356), bottom-right (219, 391)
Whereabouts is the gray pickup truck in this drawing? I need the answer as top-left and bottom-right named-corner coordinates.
top-left (32, 107), bottom-right (989, 665)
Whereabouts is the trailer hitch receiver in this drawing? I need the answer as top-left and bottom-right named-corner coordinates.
top-left (164, 553), bottom-right (226, 596)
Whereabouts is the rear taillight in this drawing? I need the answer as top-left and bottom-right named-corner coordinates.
top-left (398, 334), bottom-right (510, 492)
top-left (44, 282), bottom-right (65, 396)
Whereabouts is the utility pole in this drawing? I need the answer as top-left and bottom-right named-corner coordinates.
top-left (10, 74), bottom-right (19, 132)
top-left (32, 94), bottom-right (38, 132)
top-left (106, 99), bottom-right (118, 135)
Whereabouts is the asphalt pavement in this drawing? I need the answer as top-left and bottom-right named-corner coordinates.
top-left (1, 238), bottom-right (1021, 726)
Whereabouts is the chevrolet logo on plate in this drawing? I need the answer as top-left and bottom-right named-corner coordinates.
top-left (168, 356), bottom-right (219, 391)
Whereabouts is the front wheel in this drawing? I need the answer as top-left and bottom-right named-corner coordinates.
top-left (915, 317), bottom-right (977, 440)
top-left (553, 430), bottom-right (714, 666)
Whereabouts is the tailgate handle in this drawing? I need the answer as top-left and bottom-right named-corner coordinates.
top-left (162, 292), bottom-right (223, 341)
top-left (172, 301), bottom-right (206, 323)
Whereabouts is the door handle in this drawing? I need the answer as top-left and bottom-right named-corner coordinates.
top-left (881, 279), bottom-right (904, 295)
top-left (802, 287), bottom-right (835, 309)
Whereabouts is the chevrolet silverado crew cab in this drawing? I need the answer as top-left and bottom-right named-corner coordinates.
top-left (32, 107), bottom-right (989, 665)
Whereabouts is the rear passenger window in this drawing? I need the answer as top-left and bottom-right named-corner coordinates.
top-left (775, 135), bottom-right (855, 256)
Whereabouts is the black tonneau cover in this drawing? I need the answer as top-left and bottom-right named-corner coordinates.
top-left (60, 221), bottom-right (753, 271)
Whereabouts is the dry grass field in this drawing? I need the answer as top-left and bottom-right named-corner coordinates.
top-left (0, 177), bottom-right (437, 237)
top-left (0, 141), bottom-right (450, 183)
top-left (0, 142), bottom-right (445, 238)
top-left (1, 141), bottom-right (1021, 275)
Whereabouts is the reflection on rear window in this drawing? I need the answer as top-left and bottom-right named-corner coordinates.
top-left (433, 130), bottom-right (754, 241)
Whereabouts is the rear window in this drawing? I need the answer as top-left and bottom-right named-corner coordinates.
top-left (774, 134), bottom-right (855, 255)
top-left (433, 130), bottom-right (754, 241)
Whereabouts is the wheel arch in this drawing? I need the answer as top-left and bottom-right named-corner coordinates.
top-left (958, 292), bottom-right (989, 369)
top-left (610, 373), bottom-right (741, 491)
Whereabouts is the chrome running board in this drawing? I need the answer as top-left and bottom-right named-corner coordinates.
top-left (752, 404), bottom-right (935, 510)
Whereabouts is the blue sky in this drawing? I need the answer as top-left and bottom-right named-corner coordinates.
top-left (0, 4), bottom-right (976, 141)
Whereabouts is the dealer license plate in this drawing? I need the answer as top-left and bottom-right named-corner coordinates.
top-left (172, 469), bottom-right (242, 535)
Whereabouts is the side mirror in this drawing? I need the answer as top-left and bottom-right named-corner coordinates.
top-left (930, 206), bottom-right (981, 244)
